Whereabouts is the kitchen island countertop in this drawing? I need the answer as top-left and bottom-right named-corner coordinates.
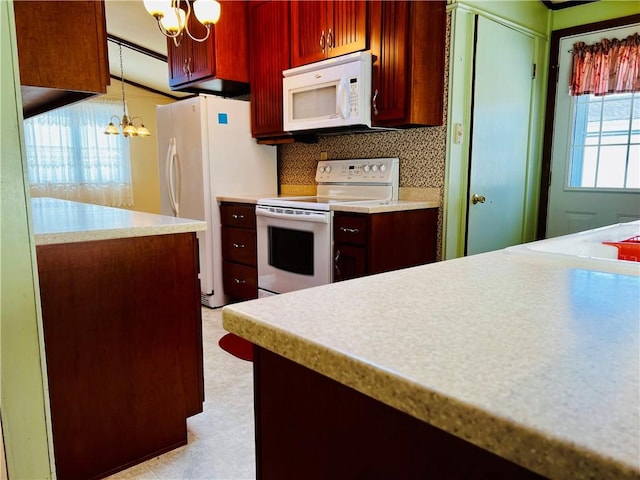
top-left (31, 197), bottom-right (206, 245)
top-left (222, 246), bottom-right (640, 479)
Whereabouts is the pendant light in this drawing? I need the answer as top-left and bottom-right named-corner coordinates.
top-left (104, 42), bottom-right (151, 138)
top-left (144, 0), bottom-right (221, 47)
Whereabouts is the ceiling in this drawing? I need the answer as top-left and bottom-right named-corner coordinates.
top-left (104, 0), bottom-right (190, 99)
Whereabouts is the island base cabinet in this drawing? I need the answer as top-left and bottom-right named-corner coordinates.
top-left (254, 347), bottom-right (545, 480)
top-left (37, 233), bottom-right (203, 480)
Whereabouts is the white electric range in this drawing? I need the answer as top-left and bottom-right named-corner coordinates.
top-left (256, 158), bottom-right (399, 296)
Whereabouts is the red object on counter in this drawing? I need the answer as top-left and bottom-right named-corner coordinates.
top-left (603, 236), bottom-right (640, 262)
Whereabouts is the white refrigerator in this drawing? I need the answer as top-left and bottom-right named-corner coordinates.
top-left (156, 94), bottom-right (277, 307)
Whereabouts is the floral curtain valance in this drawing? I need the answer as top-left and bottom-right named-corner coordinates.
top-left (569, 32), bottom-right (640, 96)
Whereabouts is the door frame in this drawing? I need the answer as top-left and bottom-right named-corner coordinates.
top-left (444, 3), bottom-right (548, 259)
top-left (536, 13), bottom-right (640, 239)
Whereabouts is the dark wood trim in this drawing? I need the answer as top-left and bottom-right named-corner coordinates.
top-left (107, 34), bottom-right (167, 62)
top-left (536, 14), bottom-right (640, 239)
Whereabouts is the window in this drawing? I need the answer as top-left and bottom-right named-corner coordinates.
top-left (569, 92), bottom-right (640, 189)
top-left (23, 98), bottom-right (133, 207)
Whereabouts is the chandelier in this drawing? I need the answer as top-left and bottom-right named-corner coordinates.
top-left (104, 42), bottom-right (150, 138)
top-left (143, 0), bottom-right (221, 47)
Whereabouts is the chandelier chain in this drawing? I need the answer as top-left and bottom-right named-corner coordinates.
top-left (119, 43), bottom-right (127, 118)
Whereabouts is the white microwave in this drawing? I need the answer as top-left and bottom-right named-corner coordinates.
top-left (283, 52), bottom-right (373, 132)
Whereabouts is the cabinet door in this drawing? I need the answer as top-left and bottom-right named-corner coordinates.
top-left (168, 9), bottom-right (215, 87)
top-left (249, 0), bottom-right (290, 138)
top-left (370, 0), bottom-right (445, 127)
top-left (334, 243), bottom-right (367, 281)
top-left (167, 0), bottom-right (249, 88)
top-left (326, 0), bottom-right (367, 59)
top-left (290, 0), bottom-right (327, 67)
top-left (14, 0), bottom-right (109, 118)
top-left (369, 0), bottom-right (410, 124)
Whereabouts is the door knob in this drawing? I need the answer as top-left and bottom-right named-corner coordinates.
top-left (471, 193), bottom-right (486, 204)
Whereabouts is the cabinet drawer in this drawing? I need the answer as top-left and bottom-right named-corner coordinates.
top-left (220, 203), bottom-right (256, 228)
top-left (223, 261), bottom-right (257, 300)
top-left (334, 214), bottom-right (368, 245)
top-left (222, 227), bottom-right (257, 266)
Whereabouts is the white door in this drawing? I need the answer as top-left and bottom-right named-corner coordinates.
top-left (466, 16), bottom-right (535, 255)
top-left (546, 24), bottom-right (640, 238)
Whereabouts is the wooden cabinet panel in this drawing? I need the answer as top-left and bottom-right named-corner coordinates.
top-left (368, 209), bottom-right (438, 274)
top-left (290, 0), bottom-right (326, 67)
top-left (222, 226), bottom-right (257, 266)
top-left (327, 0), bottom-right (367, 59)
top-left (37, 233), bottom-right (203, 479)
top-left (290, 0), bottom-right (367, 68)
top-left (13, 0), bottom-right (109, 118)
top-left (333, 209), bottom-right (438, 282)
top-left (221, 202), bottom-right (258, 301)
top-left (254, 347), bottom-right (545, 479)
top-left (334, 243), bottom-right (366, 281)
top-left (167, 0), bottom-right (249, 95)
top-left (249, 0), bottom-right (291, 140)
top-left (369, 0), bottom-right (445, 127)
top-left (221, 203), bottom-right (256, 228)
top-left (223, 261), bottom-right (259, 299)
top-left (334, 214), bottom-right (368, 244)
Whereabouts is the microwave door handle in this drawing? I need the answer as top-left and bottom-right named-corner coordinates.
top-left (336, 78), bottom-right (349, 119)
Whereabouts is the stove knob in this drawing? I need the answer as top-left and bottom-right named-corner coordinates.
top-left (379, 163), bottom-right (387, 172)
top-left (325, 165), bottom-right (332, 173)
top-left (371, 164), bottom-right (378, 173)
top-left (319, 166), bottom-right (325, 173)
top-left (363, 164), bottom-right (370, 173)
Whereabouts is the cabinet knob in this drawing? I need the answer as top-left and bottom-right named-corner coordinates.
top-left (320, 30), bottom-right (325, 52)
top-left (327, 28), bottom-right (334, 50)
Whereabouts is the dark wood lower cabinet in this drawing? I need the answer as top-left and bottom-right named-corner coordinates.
top-left (36, 233), bottom-right (203, 480)
top-left (254, 347), bottom-right (545, 480)
top-left (334, 208), bottom-right (438, 282)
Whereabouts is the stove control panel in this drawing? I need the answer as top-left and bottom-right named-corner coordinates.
top-left (316, 158), bottom-right (399, 184)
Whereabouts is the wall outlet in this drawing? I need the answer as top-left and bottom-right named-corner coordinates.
top-left (319, 151), bottom-right (328, 161)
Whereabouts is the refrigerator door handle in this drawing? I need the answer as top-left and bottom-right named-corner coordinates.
top-left (173, 151), bottom-right (181, 217)
top-left (166, 138), bottom-right (180, 217)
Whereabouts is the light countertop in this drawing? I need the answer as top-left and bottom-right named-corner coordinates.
top-left (31, 197), bottom-right (207, 245)
top-left (217, 194), bottom-right (438, 213)
top-left (222, 246), bottom-right (640, 479)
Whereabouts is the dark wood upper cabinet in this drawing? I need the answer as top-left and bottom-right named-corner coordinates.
top-left (369, 0), bottom-right (446, 127)
top-left (167, 0), bottom-right (250, 96)
top-left (13, 0), bottom-right (110, 118)
top-left (290, 0), bottom-right (367, 67)
top-left (249, 0), bottom-right (291, 141)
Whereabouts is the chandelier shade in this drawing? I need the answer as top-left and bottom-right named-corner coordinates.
top-left (144, 0), bottom-right (221, 46)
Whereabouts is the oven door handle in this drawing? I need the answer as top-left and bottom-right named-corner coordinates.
top-left (256, 207), bottom-right (330, 224)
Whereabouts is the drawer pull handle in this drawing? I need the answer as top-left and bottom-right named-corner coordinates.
top-left (340, 227), bottom-right (360, 234)
top-left (233, 278), bottom-right (246, 284)
top-left (232, 243), bottom-right (246, 249)
top-left (232, 214), bottom-right (245, 219)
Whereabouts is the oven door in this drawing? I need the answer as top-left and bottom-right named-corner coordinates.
top-left (256, 205), bottom-right (332, 295)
